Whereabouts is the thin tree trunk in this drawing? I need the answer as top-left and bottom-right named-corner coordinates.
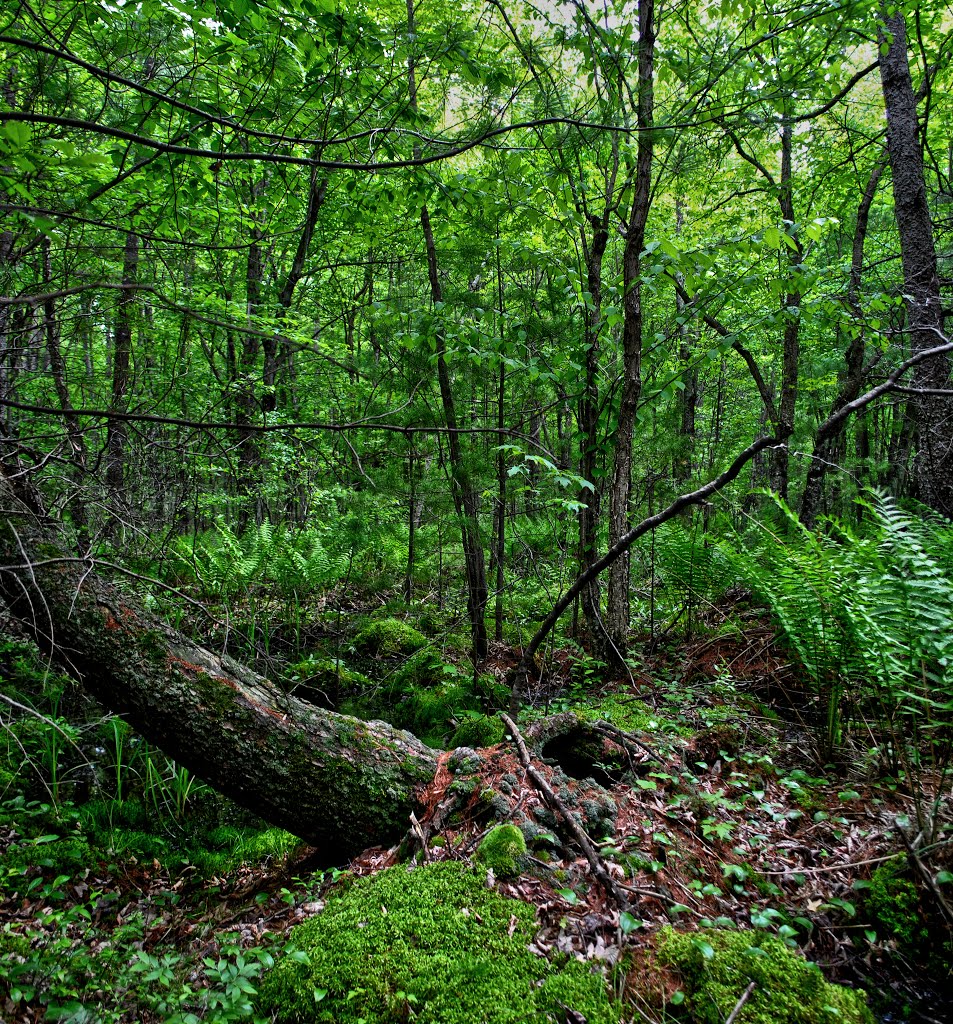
top-left (800, 158), bottom-right (886, 527)
top-left (606, 0), bottom-right (655, 665)
top-left (408, 0), bottom-right (488, 661)
top-left (41, 238), bottom-right (88, 538)
top-left (674, 197), bottom-right (697, 486)
top-left (577, 208), bottom-right (610, 650)
top-left (420, 206), bottom-right (489, 661)
top-left (105, 230), bottom-right (137, 499)
top-left (769, 123), bottom-right (802, 499)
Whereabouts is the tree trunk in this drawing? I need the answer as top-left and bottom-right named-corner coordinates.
top-left (769, 123), bottom-right (802, 499)
top-left (408, 0), bottom-right (488, 662)
top-left (799, 157), bottom-right (885, 528)
top-left (878, 11), bottom-right (952, 517)
top-left (105, 230), bottom-right (137, 499)
top-left (606, 0), bottom-right (654, 665)
top-left (577, 210), bottom-right (610, 650)
top-left (0, 471), bottom-right (438, 857)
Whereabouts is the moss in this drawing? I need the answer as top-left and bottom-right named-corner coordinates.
top-left (476, 824), bottom-right (527, 877)
top-left (865, 857), bottom-right (926, 948)
top-left (656, 927), bottom-right (873, 1024)
top-left (3, 835), bottom-right (94, 874)
top-left (391, 649), bottom-right (454, 688)
top-left (257, 862), bottom-right (620, 1024)
top-left (0, 926), bottom-right (29, 960)
top-left (353, 618), bottom-right (427, 658)
top-left (450, 713), bottom-right (505, 749)
top-left (390, 681), bottom-right (480, 741)
top-left (579, 693), bottom-right (689, 737)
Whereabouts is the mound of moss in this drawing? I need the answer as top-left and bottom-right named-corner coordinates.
top-left (476, 824), bottom-right (527, 877)
top-left (353, 618), bottom-right (427, 658)
top-left (864, 856), bottom-right (926, 949)
top-left (257, 862), bottom-right (621, 1024)
top-left (657, 927), bottom-right (873, 1024)
top-left (450, 712), bottom-right (506, 749)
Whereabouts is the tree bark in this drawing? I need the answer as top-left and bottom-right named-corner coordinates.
top-left (878, 11), bottom-right (952, 517)
top-left (105, 230), bottom-right (137, 499)
top-left (606, 0), bottom-right (654, 665)
top-left (0, 470), bottom-right (438, 857)
top-left (799, 157), bottom-right (886, 527)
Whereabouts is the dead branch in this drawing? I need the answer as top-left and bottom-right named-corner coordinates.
top-left (501, 713), bottom-right (630, 910)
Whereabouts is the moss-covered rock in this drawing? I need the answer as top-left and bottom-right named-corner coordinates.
top-left (353, 618), bottom-right (427, 658)
top-left (656, 927), bottom-right (873, 1024)
top-left (391, 648), bottom-right (454, 689)
top-left (256, 862), bottom-right (621, 1024)
top-left (476, 824), bottom-right (527, 878)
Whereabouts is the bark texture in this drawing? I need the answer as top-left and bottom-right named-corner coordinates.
top-left (606, 0), bottom-right (655, 664)
top-left (0, 471), bottom-right (438, 857)
top-left (879, 12), bottom-right (952, 516)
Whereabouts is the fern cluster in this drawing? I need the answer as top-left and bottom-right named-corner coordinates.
top-left (170, 520), bottom-right (350, 600)
top-left (724, 493), bottom-right (953, 760)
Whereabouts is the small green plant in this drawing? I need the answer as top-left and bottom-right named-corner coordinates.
top-left (862, 856), bottom-right (926, 949)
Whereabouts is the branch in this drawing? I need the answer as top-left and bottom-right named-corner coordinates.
top-left (510, 432), bottom-right (782, 712)
top-left (500, 714), bottom-right (629, 910)
top-left (670, 278), bottom-right (778, 422)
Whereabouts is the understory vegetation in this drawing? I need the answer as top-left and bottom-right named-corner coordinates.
top-left (3, 490), bottom-right (953, 1022)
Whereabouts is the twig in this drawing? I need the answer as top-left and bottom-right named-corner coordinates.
top-left (408, 811), bottom-right (430, 863)
top-left (590, 720), bottom-right (668, 767)
top-left (724, 981), bottom-right (757, 1024)
top-left (761, 854), bottom-right (897, 876)
top-left (501, 714), bottom-right (629, 910)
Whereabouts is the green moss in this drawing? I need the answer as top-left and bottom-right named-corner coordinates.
top-left (353, 618), bottom-right (428, 658)
top-left (865, 857), bottom-right (926, 948)
top-left (657, 927), bottom-right (873, 1024)
top-left (390, 681), bottom-right (479, 741)
top-left (450, 713), bottom-right (505, 749)
top-left (391, 649), bottom-right (454, 688)
top-left (3, 835), bottom-right (94, 874)
top-left (579, 693), bottom-right (689, 737)
top-left (257, 862), bottom-right (620, 1024)
top-left (476, 824), bottom-right (527, 878)
top-left (0, 926), bottom-right (29, 960)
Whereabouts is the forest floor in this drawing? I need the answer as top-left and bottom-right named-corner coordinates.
top-left (1, 616), bottom-right (951, 1023)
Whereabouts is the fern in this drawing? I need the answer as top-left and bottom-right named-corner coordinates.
top-left (724, 491), bottom-right (953, 760)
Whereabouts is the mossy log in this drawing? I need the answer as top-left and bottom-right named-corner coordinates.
top-left (0, 472), bottom-right (438, 857)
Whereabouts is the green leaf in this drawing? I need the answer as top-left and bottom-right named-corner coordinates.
top-left (619, 911), bottom-right (643, 934)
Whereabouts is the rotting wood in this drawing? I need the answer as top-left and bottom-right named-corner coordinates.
top-left (501, 713), bottom-right (630, 911)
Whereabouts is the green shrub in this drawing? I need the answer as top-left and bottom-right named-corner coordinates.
top-left (657, 927), bottom-right (873, 1024)
top-left (257, 862), bottom-right (621, 1024)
